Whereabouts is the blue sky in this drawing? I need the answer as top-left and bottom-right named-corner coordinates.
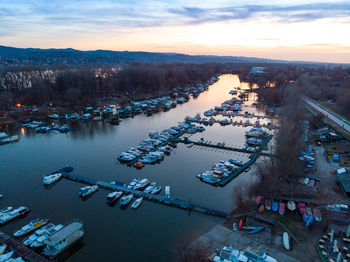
top-left (1, 0), bottom-right (350, 62)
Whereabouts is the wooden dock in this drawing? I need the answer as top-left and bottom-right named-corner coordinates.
top-left (0, 231), bottom-right (49, 262)
top-left (61, 172), bottom-right (231, 219)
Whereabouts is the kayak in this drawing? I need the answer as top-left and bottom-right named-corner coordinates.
top-left (313, 208), bottom-right (322, 222)
top-left (248, 226), bottom-right (264, 234)
top-left (272, 202), bottom-right (279, 212)
top-left (279, 203), bottom-right (285, 215)
top-left (303, 213), bottom-right (313, 228)
top-left (283, 232), bottom-right (291, 250)
top-left (238, 218), bottom-right (244, 231)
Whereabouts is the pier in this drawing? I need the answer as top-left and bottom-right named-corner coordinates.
top-left (60, 172), bottom-right (231, 219)
top-left (0, 231), bottom-right (49, 262)
top-left (218, 135), bottom-right (273, 186)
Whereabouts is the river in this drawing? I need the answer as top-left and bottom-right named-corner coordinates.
top-left (0, 74), bottom-right (268, 261)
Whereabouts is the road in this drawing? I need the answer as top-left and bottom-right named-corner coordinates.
top-left (304, 97), bottom-right (350, 135)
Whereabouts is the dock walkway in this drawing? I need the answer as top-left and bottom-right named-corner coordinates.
top-left (0, 231), bottom-right (49, 262)
top-left (61, 172), bottom-right (231, 219)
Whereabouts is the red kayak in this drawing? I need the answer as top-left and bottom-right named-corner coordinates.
top-left (239, 218), bottom-right (244, 230)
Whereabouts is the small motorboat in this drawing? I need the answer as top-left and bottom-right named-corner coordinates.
top-left (120, 194), bottom-right (133, 206)
top-left (265, 199), bottom-right (271, 210)
top-left (23, 223), bottom-right (55, 246)
top-left (283, 232), bottom-right (292, 250)
top-left (248, 226), bottom-right (264, 234)
top-left (107, 191), bottom-right (123, 205)
top-left (14, 218), bottom-right (48, 237)
top-left (131, 197), bottom-right (143, 209)
top-left (79, 185), bottom-right (98, 198)
top-left (272, 202), bottom-right (279, 212)
top-left (151, 185), bottom-right (162, 194)
top-left (43, 173), bottom-right (62, 185)
top-left (313, 208), bottom-right (322, 222)
top-left (279, 203), bottom-right (285, 215)
top-left (287, 201), bottom-right (296, 211)
top-left (133, 162), bottom-right (144, 169)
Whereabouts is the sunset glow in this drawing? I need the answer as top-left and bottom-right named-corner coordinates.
top-left (1, 0), bottom-right (350, 63)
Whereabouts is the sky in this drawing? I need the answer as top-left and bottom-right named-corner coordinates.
top-left (1, 0), bottom-right (350, 63)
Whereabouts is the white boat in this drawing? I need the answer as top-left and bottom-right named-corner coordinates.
top-left (79, 185), bottom-right (98, 197)
top-left (0, 207), bottom-right (13, 218)
top-left (325, 204), bottom-right (349, 213)
top-left (127, 178), bottom-right (140, 189)
top-left (31, 224), bottom-right (64, 249)
top-left (143, 182), bottom-right (156, 193)
top-left (287, 201), bottom-right (296, 211)
top-left (23, 223), bottom-right (55, 246)
top-left (213, 246), bottom-right (277, 262)
top-left (283, 232), bottom-right (291, 251)
top-left (151, 185), bottom-right (162, 194)
top-left (106, 191), bottom-right (123, 204)
top-left (0, 194), bottom-right (3, 199)
top-left (0, 206), bottom-right (30, 225)
top-left (43, 173), bottom-right (62, 185)
top-left (43, 220), bottom-right (84, 259)
top-left (0, 251), bottom-right (14, 262)
top-left (246, 137), bottom-right (263, 146)
top-left (134, 179), bottom-right (150, 190)
top-left (0, 135), bottom-right (20, 145)
top-left (120, 194), bottom-right (133, 206)
top-left (131, 197), bottom-right (143, 209)
top-left (14, 218), bottom-right (48, 237)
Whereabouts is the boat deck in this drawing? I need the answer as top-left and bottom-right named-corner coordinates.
top-left (0, 231), bottom-right (49, 262)
top-left (61, 172), bottom-right (231, 219)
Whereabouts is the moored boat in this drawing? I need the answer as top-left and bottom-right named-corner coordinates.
top-left (31, 224), bottom-right (64, 249)
top-left (298, 202), bottom-right (306, 214)
top-left (0, 244), bottom-right (6, 255)
top-left (43, 173), bottom-right (62, 185)
top-left (120, 194), bottom-right (133, 206)
top-left (151, 185), bottom-right (162, 194)
top-left (107, 191), bottom-right (123, 205)
top-left (313, 208), bottom-right (322, 222)
top-left (279, 203), bottom-right (285, 215)
top-left (131, 197), bottom-right (143, 209)
top-left (14, 218), bottom-right (48, 237)
top-left (287, 201), bottom-right (296, 212)
top-left (272, 202), bottom-right (279, 212)
top-left (23, 223), bottom-right (55, 246)
top-left (79, 185), bottom-right (98, 198)
top-left (0, 251), bottom-right (14, 262)
top-left (43, 220), bottom-right (84, 259)
top-left (0, 206), bottom-right (30, 225)
top-left (265, 199), bottom-right (271, 210)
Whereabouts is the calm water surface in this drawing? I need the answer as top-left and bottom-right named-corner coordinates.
top-left (0, 75), bottom-right (267, 261)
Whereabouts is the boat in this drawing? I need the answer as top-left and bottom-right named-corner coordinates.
top-left (255, 196), bottom-right (262, 206)
top-left (127, 178), bottom-right (140, 189)
top-left (313, 208), bottom-right (322, 222)
top-left (213, 246), bottom-right (278, 262)
top-left (325, 204), bottom-right (349, 214)
top-left (298, 202), bottom-right (306, 214)
top-left (0, 135), bottom-right (20, 145)
top-left (120, 194), bottom-right (133, 206)
top-left (133, 162), bottom-right (144, 169)
top-left (279, 203), bottom-right (285, 215)
top-left (0, 251), bottom-right (14, 262)
top-left (287, 201), bottom-right (296, 211)
top-left (23, 223), bottom-right (55, 246)
top-left (0, 207), bottom-right (14, 218)
top-left (43, 220), bottom-right (84, 259)
top-left (248, 226), bottom-right (264, 234)
top-left (79, 185), bottom-right (98, 197)
top-left (131, 197), bottom-right (143, 209)
top-left (43, 173), bottom-right (62, 185)
top-left (303, 212), bottom-right (313, 228)
top-left (106, 191), bottom-right (123, 205)
top-left (272, 202), bottom-right (279, 212)
top-left (246, 137), bottom-right (263, 146)
top-left (133, 179), bottom-right (150, 190)
top-left (238, 218), bottom-right (244, 230)
top-left (0, 244), bottom-right (5, 255)
top-left (283, 232), bottom-right (292, 250)
top-left (258, 205), bottom-right (265, 213)
top-left (265, 199), bottom-right (271, 210)
top-left (0, 206), bottom-right (30, 225)
top-left (14, 218), bottom-right (48, 237)
top-left (151, 185), bottom-right (162, 194)
top-left (31, 224), bottom-right (64, 249)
